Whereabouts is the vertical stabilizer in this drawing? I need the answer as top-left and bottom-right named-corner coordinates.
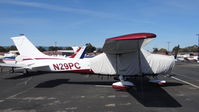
top-left (70, 46), bottom-right (86, 59)
top-left (11, 35), bottom-right (47, 58)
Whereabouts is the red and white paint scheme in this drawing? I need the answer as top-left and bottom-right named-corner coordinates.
top-left (0, 33), bottom-right (176, 90)
top-left (0, 46), bottom-right (86, 68)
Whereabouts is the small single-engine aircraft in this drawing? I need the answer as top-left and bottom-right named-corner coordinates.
top-left (1, 33), bottom-right (175, 90)
top-left (0, 45), bottom-right (86, 72)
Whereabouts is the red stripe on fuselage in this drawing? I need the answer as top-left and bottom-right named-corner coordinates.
top-left (69, 69), bottom-right (94, 73)
top-left (23, 58), bottom-right (33, 61)
top-left (35, 58), bottom-right (65, 60)
top-left (22, 58), bottom-right (66, 61)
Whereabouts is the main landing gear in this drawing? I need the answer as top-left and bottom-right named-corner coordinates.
top-left (149, 79), bottom-right (166, 86)
top-left (148, 75), bottom-right (166, 86)
top-left (112, 75), bottom-right (134, 90)
top-left (111, 75), bottom-right (167, 90)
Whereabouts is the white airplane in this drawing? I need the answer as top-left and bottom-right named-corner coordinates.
top-left (0, 46), bottom-right (86, 67)
top-left (1, 33), bottom-right (175, 90)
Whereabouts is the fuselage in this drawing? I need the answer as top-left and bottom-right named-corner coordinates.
top-left (16, 57), bottom-right (92, 73)
top-left (15, 51), bottom-right (175, 76)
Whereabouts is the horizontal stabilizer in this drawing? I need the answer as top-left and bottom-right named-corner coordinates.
top-left (0, 63), bottom-right (25, 68)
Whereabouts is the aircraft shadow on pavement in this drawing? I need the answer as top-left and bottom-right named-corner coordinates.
top-left (127, 78), bottom-right (183, 107)
top-left (5, 72), bottom-right (48, 80)
top-left (35, 78), bottom-right (183, 107)
top-left (35, 79), bottom-right (114, 88)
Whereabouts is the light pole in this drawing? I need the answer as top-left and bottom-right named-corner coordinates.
top-left (197, 34), bottom-right (199, 61)
top-left (54, 41), bottom-right (57, 47)
top-left (167, 41), bottom-right (170, 52)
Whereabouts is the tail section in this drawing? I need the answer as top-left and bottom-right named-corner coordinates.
top-left (11, 35), bottom-right (48, 58)
top-left (70, 46), bottom-right (86, 59)
top-left (71, 46), bottom-right (79, 53)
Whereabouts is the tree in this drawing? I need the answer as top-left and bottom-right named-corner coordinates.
top-left (172, 45), bottom-right (180, 53)
top-left (37, 46), bottom-right (46, 52)
top-left (48, 46), bottom-right (64, 51)
top-left (153, 48), bottom-right (168, 54)
top-left (153, 48), bottom-right (158, 53)
top-left (172, 45), bottom-right (180, 59)
top-left (85, 43), bottom-right (96, 53)
top-left (63, 47), bottom-right (73, 50)
top-left (0, 46), bottom-right (7, 52)
top-left (185, 45), bottom-right (198, 52)
top-left (48, 46), bottom-right (58, 51)
top-left (7, 45), bottom-right (17, 51)
top-left (96, 48), bottom-right (103, 53)
top-left (159, 48), bottom-right (168, 53)
top-left (175, 45), bottom-right (198, 52)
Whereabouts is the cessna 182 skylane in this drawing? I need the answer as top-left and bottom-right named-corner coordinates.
top-left (1, 33), bottom-right (175, 90)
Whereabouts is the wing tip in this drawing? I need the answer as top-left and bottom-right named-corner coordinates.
top-left (11, 34), bottom-right (27, 40)
top-left (107, 32), bottom-right (156, 41)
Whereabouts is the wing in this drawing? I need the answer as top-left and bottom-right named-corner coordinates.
top-left (91, 33), bottom-right (175, 76)
top-left (91, 33), bottom-right (157, 75)
top-left (102, 33), bottom-right (156, 54)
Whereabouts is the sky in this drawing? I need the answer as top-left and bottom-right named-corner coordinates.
top-left (0, 0), bottom-right (199, 51)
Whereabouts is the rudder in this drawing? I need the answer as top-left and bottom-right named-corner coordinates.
top-left (11, 35), bottom-right (47, 58)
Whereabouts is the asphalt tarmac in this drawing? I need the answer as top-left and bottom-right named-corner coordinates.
top-left (0, 62), bottom-right (198, 112)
